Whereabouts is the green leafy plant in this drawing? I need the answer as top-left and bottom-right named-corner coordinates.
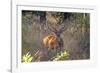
top-left (51, 50), bottom-right (70, 61)
top-left (22, 52), bottom-right (33, 63)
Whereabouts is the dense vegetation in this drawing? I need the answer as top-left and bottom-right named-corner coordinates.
top-left (22, 10), bottom-right (90, 63)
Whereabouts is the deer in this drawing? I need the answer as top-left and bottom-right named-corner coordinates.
top-left (42, 12), bottom-right (72, 52)
top-left (38, 12), bottom-right (72, 61)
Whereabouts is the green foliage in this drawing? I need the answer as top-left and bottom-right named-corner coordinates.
top-left (51, 50), bottom-right (70, 61)
top-left (22, 52), bottom-right (33, 63)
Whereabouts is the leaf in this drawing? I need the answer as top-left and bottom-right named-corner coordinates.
top-left (22, 51), bottom-right (33, 63)
top-left (52, 50), bottom-right (70, 61)
top-left (28, 57), bottom-right (33, 62)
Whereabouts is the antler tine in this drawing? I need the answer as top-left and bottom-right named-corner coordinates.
top-left (59, 19), bottom-right (70, 33)
top-left (47, 24), bottom-right (57, 33)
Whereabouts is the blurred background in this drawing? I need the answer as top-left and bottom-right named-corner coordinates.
top-left (22, 10), bottom-right (90, 62)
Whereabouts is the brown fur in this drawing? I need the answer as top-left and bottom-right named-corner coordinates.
top-left (43, 35), bottom-right (57, 49)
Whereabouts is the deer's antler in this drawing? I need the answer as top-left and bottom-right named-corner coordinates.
top-left (47, 24), bottom-right (57, 33)
top-left (58, 19), bottom-right (70, 34)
